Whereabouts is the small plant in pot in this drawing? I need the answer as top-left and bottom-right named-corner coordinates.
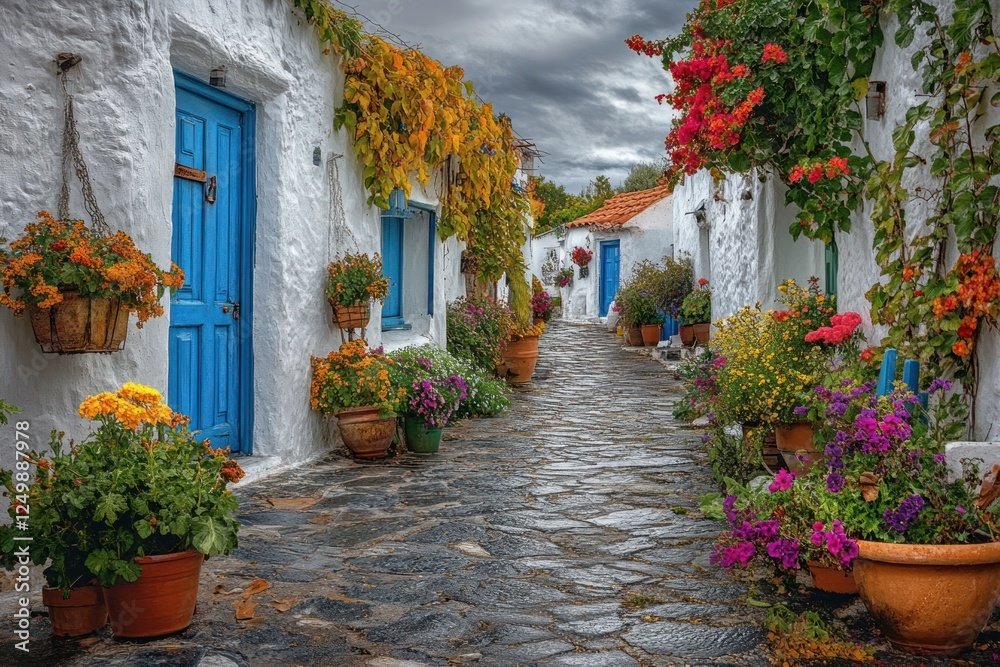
top-left (325, 252), bottom-right (390, 330)
top-left (1, 384), bottom-right (243, 638)
top-left (311, 340), bottom-right (404, 459)
top-left (446, 296), bottom-right (515, 375)
top-left (501, 321), bottom-right (545, 385)
top-left (804, 380), bottom-right (1000, 656)
top-left (618, 285), bottom-right (662, 347)
top-left (0, 211), bottom-right (185, 353)
top-left (556, 268), bottom-right (574, 288)
top-left (680, 278), bottom-right (712, 345)
top-left (389, 353), bottom-right (469, 453)
top-left (530, 289), bottom-right (554, 325)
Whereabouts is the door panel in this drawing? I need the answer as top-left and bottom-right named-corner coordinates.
top-left (381, 217), bottom-right (404, 324)
top-left (170, 82), bottom-right (248, 453)
top-left (599, 241), bottom-right (620, 317)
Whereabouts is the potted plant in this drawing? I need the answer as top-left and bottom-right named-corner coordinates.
top-left (390, 345), bottom-right (510, 420)
top-left (311, 340), bottom-right (403, 459)
top-left (806, 380), bottom-right (1000, 655)
top-left (570, 246), bottom-right (593, 279)
top-left (325, 252), bottom-right (390, 330)
top-left (556, 268), bottom-right (574, 288)
top-left (680, 278), bottom-right (712, 344)
top-left (616, 283), bottom-right (659, 346)
top-left (5, 384), bottom-right (243, 638)
top-left (389, 354), bottom-right (469, 454)
top-left (531, 289), bottom-right (554, 326)
top-left (0, 211), bottom-right (184, 353)
top-left (446, 296), bottom-right (515, 374)
top-left (501, 321), bottom-right (545, 385)
top-left (712, 471), bottom-right (861, 595)
top-left (0, 402), bottom-right (110, 637)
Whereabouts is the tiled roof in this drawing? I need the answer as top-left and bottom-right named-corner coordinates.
top-left (566, 184), bottom-right (672, 230)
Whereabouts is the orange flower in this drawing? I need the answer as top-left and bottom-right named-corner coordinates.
top-left (952, 340), bottom-right (971, 357)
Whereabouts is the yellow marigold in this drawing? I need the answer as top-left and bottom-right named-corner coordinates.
top-left (118, 382), bottom-right (163, 406)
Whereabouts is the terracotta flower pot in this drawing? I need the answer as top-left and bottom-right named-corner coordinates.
top-left (741, 423), bottom-right (781, 470)
top-left (775, 422), bottom-right (823, 474)
top-left (27, 291), bottom-right (129, 354)
top-left (501, 336), bottom-right (540, 385)
top-left (692, 322), bottom-right (711, 343)
top-left (43, 584), bottom-right (108, 637)
top-left (103, 549), bottom-right (204, 638)
top-left (854, 539), bottom-right (1000, 655)
top-left (404, 417), bottom-right (443, 454)
top-left (329, 301), bottom-right (370, 330)
top-left (807, 561), bottom-right (857, 595)
top-left (335, 406), bottom-right (396, 459)
top-left (679, 324), bottom-right (695, 347)
top-left (627, 327), bottom-right (644, 347)
top-left (640, 324), bottom-right (661, 347)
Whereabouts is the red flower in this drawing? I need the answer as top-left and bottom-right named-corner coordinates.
top-left (732, 64), bottom-right (749, 77)
top-left (807, 165), bottom-right (825, 184)
top-left (860, 347), bottom-right (875, 362)
top-left (698, 277), bottom-right (710, 286)
top-left (761, 43), bottom-right (788, 64)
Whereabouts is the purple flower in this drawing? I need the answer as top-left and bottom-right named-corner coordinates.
top-left (934, 453), bottom-right (946, 464)
top-left (956, 506), bottom-right (967, 515)
top-left (713, 356), bottom-right (727, 369)
top-left (928, 378), bottom-right (953, 394)
top-left (766, 538), bottom-right (801, 570)
top-left (826, 472), bottom-right (845, 493)
top-left (884, 494), bottom-right (925, 533)
top-left (793, 405), bottom-right (810, 417)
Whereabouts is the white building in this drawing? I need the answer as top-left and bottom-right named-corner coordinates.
top-left (671, 9), bottom-right (1000, 441)
top-left (531, 185), bottom-right (674, 322)
top-left (0, 0), bottom-right (529, 477)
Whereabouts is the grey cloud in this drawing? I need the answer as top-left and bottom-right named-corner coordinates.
top-left (354, 0), bottom-right (694, 192)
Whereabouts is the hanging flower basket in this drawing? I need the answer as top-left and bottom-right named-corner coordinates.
top-left (329, 300), bottom-right (371, 330)
top-left (27, 292), bottom-right (129, 354)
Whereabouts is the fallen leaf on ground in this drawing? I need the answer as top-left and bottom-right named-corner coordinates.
top-left (271, 598), bottom-right (301, 612)
top-left (242, 579), bottom-right (271, 597)
top-left (234, 599), bottom-right (258, 620)
top-left (264, 496), bottom-right (321, 510)
top-left (213, 584), bottom-right (244, 598)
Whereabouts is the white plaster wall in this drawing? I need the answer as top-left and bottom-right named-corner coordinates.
top-left (0, 0), bottom-right (461, 468)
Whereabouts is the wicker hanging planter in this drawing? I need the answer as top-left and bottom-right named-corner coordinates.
top-left (329, 300), bottom-right (371, 330)
top-left (27, 292), bottom-right (129, 354)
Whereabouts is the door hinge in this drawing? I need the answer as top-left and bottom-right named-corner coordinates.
top-left (205, 175), bottom-right (217, 204)
top-left (232, 302), bottom-right (241, 320)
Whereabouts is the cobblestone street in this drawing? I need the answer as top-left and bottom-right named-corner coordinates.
top-left (5, 322), bottom-right (1000, 666)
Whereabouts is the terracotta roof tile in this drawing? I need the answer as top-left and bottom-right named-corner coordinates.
top-left (566, 184), bottom-right (672, 230)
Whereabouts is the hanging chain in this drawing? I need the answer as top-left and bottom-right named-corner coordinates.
top-left (57, 63), bottom-right (110, 234)
top-left (326, 153), bottom-right (358, 260)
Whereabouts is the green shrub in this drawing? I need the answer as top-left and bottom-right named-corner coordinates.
top-left (446, 296), bottom-right (514, 373)
top-left (389, 345), bottom-right (510, 419)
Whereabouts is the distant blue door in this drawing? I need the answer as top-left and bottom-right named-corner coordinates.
top-left (169, 73), bottom-right (255, 454)
top-left (599, 240), bottom-right (620, 317)
top-left (381, 217), bottom-right (405, 327)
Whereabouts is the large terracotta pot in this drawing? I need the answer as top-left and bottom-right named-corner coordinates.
top-left (103, 549), bottom-right (203, 638)
top-left (854, 540), bottom-right (1000, 655)
top-left (775, 422), bottom-right (823, 474)
top-left (404, 417), bottom-right (443, 454)
top-left (679, 324), bottom-right (695, 347)
top-left (692, 322), bottom-right (711, 343)
top-left (335, 406), bottom-right (396, 459)
top-left (329, 301), bottom-right (370, 330)
top-left (640, 324), bottom-right (661, 347)
top-left (807, 561), bottom-right (857, 595)
top-left (627, 327), bottom-right (644, 347)
top-left (741, 423), bottom-right (781, 470)
top-left (43, 584), bottom-right (108, 637)
top-left (501, 336), bottom-right (540, 385)
top-left (27, 291), bottom-right (128, 354)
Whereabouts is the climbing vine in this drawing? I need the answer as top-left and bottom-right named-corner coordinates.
top-left (635, 0), bottom-right (1000, 412)
top-left (291, 0), bottom-right (533, 285)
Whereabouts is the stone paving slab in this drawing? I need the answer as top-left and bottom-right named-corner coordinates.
top-left (3, 321), bottom-right (1000, 666)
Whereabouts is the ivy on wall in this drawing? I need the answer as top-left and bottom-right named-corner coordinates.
top-left (633, 0), bottom-right (1000, 413)
top-left (291, 0), bottom-right (535, 286)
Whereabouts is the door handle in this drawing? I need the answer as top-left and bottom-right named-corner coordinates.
top-left (222, 305), bottom-right (229, 314)
top-left (205, 175), bottom-right (217, 204)
top-left (222, 303), bottom-right (240, 320)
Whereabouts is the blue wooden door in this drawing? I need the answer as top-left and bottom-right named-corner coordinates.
top-left (599, 240), bottom-right (620, 317)
top-left (170, 74), bottom-right (254, 454)
top-left (381, 217), bottom-right (404, 326)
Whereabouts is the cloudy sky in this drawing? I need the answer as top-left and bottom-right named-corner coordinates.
top-left (352, 0), bottom-right (695, 193)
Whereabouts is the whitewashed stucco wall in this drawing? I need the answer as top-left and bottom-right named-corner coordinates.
top-left (559, 196), bottom-right (675, 322)
top-left (0, 0), bottom-right (460, 470)
top-left (672, 1), bottom-right (1000, 439)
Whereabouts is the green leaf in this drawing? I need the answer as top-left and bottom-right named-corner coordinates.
top-left (191, 516), bottom-right (231, 556)
top-left (851, 78), bottom-right (870, 100)
top-left (727, 152), bottom-right (751, 172)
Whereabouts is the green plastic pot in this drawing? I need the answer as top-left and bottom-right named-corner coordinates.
top-left (404, 418), bottom-right (443, 453)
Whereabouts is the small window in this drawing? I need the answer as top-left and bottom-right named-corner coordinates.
top-left (825, 239), bottom-right (839, 298)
